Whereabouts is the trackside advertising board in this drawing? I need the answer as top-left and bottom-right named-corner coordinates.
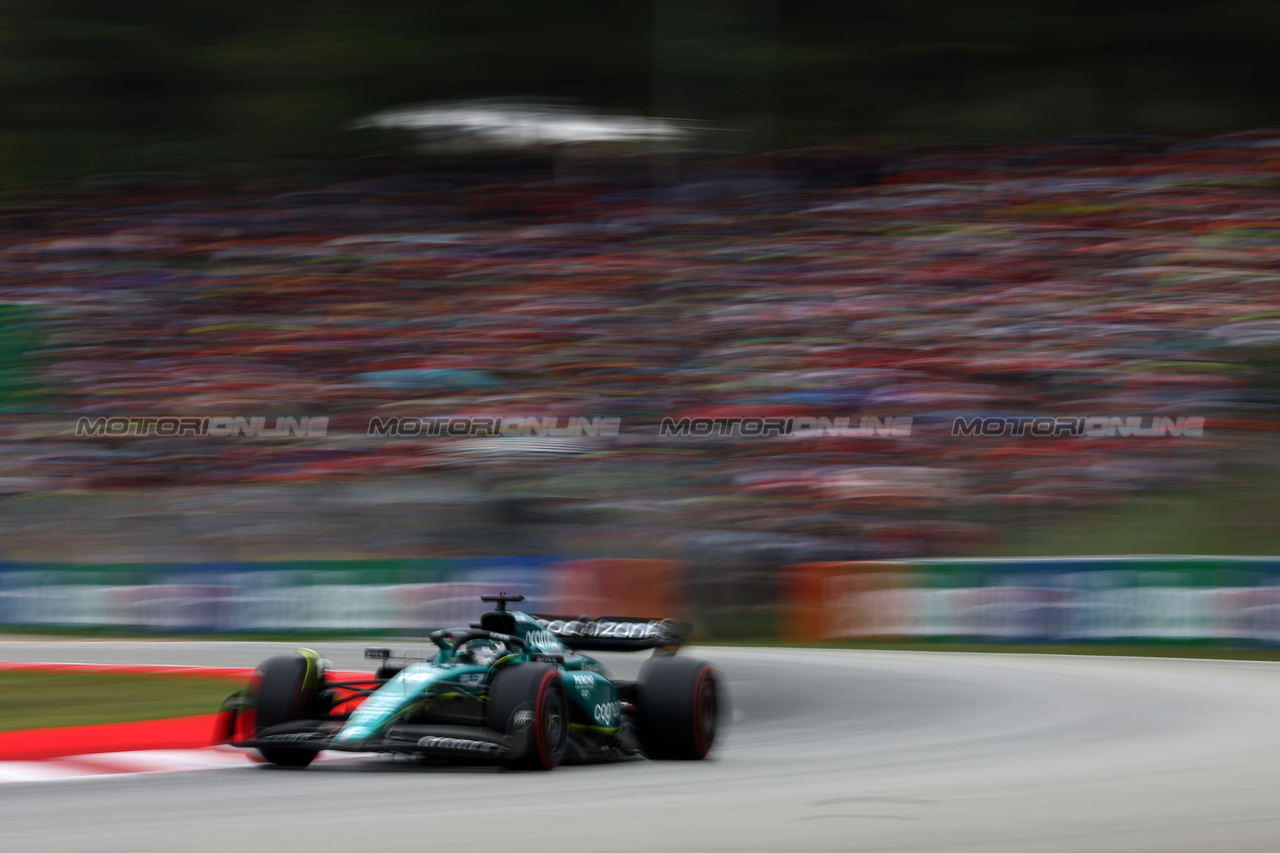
top-left (787, 558), bottom-right (1280, 644)
top-left (0, 558), bottom-right (684, 633)
top-left (5, 555), bottom-right (1280, 643)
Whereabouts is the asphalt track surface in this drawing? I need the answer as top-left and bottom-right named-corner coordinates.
top-left (2, 640), bottom-right (1280, 852)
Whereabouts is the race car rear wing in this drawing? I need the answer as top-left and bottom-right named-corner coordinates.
top-left (533, 615), bottom-right (692, 653)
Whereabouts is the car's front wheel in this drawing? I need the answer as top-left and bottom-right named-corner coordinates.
top-left (253, 654), bottom-right (321, 767)
top-left (487, 663), bottom-right (568, 770)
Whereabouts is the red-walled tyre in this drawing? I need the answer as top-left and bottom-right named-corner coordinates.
top-left (254, 654), bottom-right (319, 768)
top-left (636, 656), bottom-right (719, 760)
top-left (487, 663), bottom-right (568, 770)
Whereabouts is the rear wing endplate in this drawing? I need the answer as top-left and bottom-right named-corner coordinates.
top-left (533, 615), bottom-right (691, 653)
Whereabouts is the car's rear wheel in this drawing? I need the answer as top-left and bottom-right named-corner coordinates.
top-left (636, 656), bottom-right (719, 760)
top-left (254, 654), bottom-right (320, 767)
top-left (487, 663), bottom-right (568, 770)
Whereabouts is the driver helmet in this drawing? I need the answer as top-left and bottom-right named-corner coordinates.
top-left (458, 638), bottom-right (504, 666)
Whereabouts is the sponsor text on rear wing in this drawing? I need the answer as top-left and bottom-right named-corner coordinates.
top-left (534, 615), bottom-right (691, 652)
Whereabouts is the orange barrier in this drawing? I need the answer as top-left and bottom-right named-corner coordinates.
top-left (546, 559), bottom-right (686, 620)
top-left (786, 562), bottom-right (910, 642)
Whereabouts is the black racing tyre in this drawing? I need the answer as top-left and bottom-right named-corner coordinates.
top-left (254, 654), bottom-right (319, 768)
top-left (487, 663), bottom-right (568, 770)
top-left (636, 656), bottom-right (719, 760)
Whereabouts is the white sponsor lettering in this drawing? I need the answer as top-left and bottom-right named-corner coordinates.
top-left (541, 619), bottom-right (669, 641)
top-left (523, 629), bottom-right (562, 649)
top-left (416, 736), bottom-right (500, 755)
top-left (592, 701), bottom-right (620, 726)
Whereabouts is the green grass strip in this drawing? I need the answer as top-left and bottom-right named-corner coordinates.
top-left (0, 670), bottom-right (242, 732)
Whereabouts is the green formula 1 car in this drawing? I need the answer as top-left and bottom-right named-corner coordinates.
top-left (217, 594), bottom-right (721, 770)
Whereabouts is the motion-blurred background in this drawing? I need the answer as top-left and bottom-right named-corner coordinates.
top-left (0, 1), bottom-right (1278, 644)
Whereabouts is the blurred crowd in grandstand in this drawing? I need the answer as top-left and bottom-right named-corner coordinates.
top-left (0, 133), bottom-right (1277, 564)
